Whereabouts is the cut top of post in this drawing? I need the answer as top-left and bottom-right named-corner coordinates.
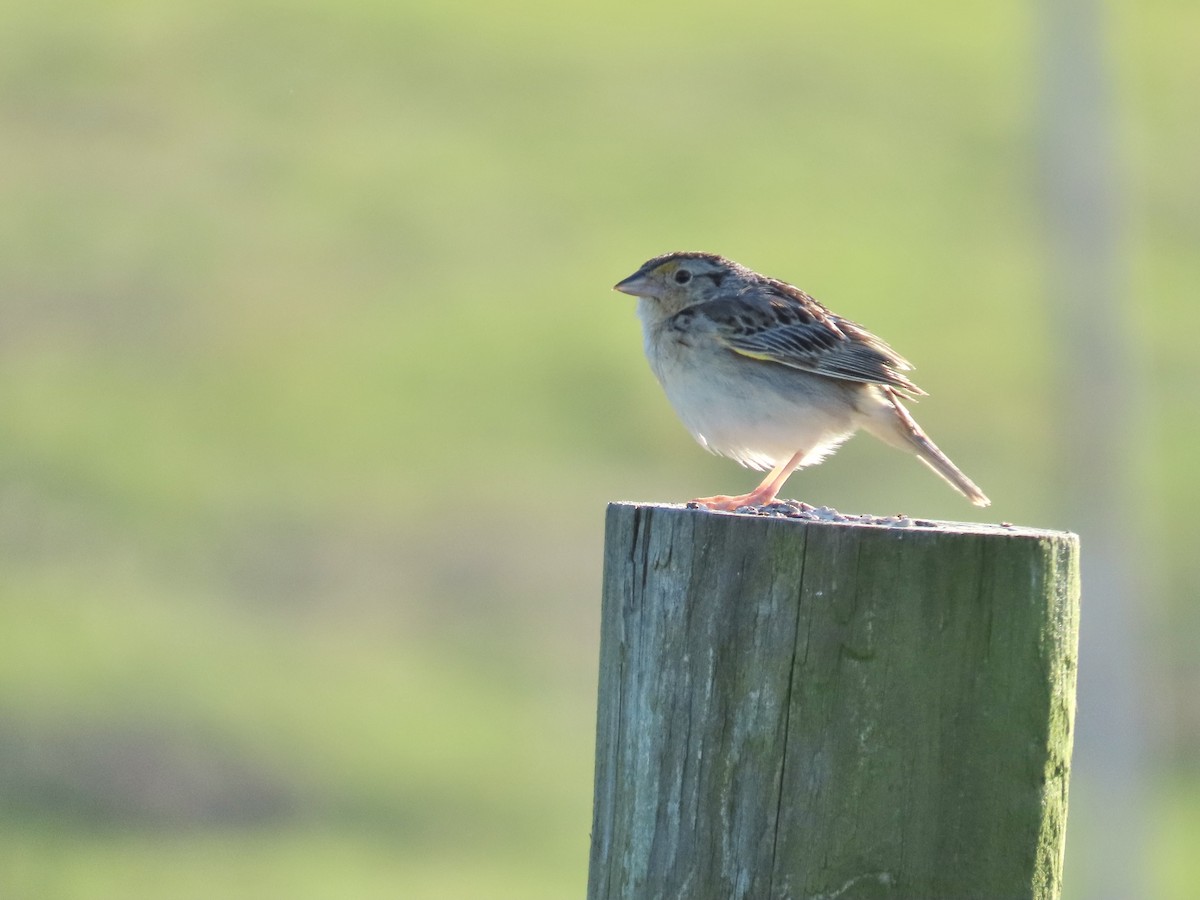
top-left (607, 500), bottom-right (1075, 542)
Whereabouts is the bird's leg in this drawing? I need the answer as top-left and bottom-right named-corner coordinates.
top-left (692, 450), bottom-right (807, 511)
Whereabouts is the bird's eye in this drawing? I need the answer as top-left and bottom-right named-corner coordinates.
top-left (674, 269), bottom-right (692, 284)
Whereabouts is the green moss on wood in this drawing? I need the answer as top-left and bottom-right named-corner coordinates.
top-left (589, 503), bottom-right (1080, 900)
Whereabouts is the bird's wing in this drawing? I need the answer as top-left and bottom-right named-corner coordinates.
top-left (692, 280), bottom-right (926, 396)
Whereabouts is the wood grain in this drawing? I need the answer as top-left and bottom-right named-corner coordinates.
top-left (587, 503), bottom-right (1079, 900)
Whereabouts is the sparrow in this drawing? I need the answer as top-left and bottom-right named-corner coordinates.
top-left (614, 251), bottom-right (990, 510)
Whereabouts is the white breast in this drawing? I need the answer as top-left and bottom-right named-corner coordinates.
top-left (638, 301), bottom-right (862, 471)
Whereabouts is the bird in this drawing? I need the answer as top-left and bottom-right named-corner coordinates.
top-left (613, 251), bottom-right (990, 511)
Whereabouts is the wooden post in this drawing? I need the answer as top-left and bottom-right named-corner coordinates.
top-left (587, 502), bottom-right (1080, 900)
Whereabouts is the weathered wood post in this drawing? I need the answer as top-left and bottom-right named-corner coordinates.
top-left (587, 502), bottom-right (1079, 900)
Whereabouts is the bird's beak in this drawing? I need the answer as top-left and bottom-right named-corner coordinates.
top-left (613, 270), bottom-right (658, 298)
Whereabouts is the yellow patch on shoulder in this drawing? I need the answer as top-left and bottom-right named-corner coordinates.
top-left (727, 346), bottom-right (779, 363)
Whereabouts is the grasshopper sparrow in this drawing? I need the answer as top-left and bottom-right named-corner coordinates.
top-left (614, 251), bottom-right (990, 511)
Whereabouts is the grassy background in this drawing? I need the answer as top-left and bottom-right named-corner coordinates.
top-left (1, 0), bottom-right (1196, 897)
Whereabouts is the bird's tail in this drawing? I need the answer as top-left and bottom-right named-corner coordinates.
top-left (864, 390), bottom-right (991, 508)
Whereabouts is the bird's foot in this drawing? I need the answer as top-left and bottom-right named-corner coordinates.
top-left (691, 487), bottom-right (780, 511)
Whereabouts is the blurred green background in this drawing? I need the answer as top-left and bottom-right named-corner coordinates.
top-left (1, 0), bottom-right (1196, 897)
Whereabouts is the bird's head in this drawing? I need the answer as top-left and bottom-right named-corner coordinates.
top-left (613, 252), bottom-right (752, 311)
